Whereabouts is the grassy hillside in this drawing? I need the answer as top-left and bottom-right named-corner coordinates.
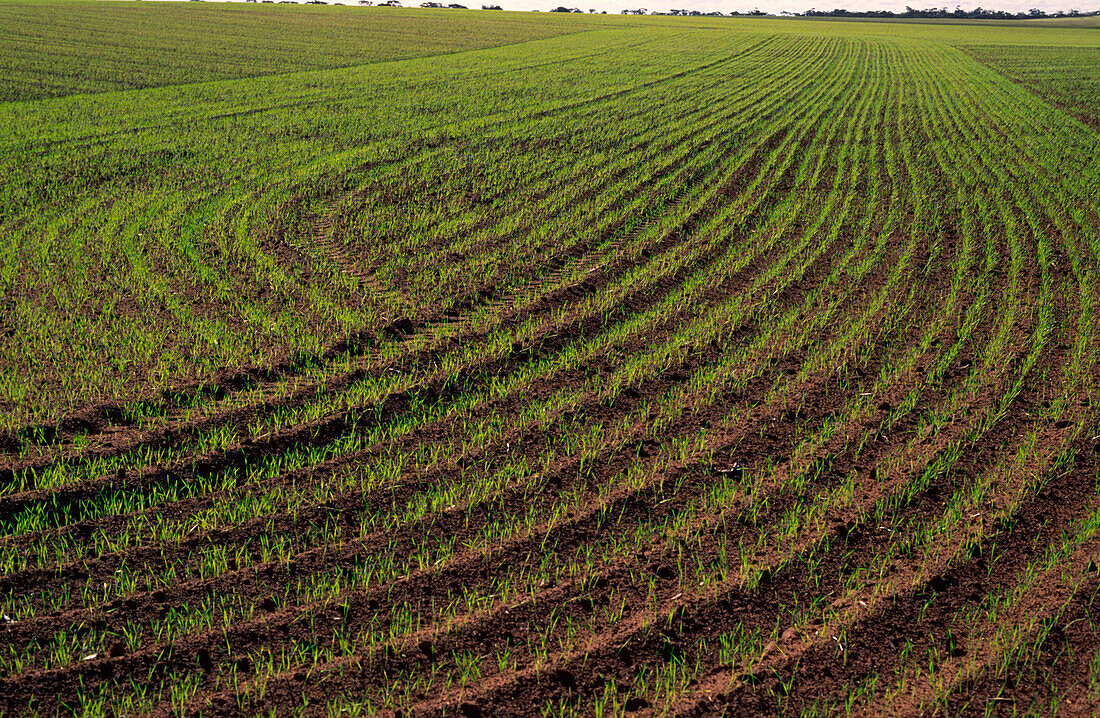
top-left (2, 6), bottom-right (1100, 716)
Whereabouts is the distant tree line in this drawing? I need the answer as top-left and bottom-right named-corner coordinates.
top-left (234, 0), bottom-right (1100, 16)
top-left (621, 6), bottom-right (758, 13)
top-left (800, 5), bottom-right (1099, 19)
top-left (613, 5), bottom-right (1098, 17)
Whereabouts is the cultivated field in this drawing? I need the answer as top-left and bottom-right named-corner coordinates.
top-left (2, 4), bottom-right (1100, 716)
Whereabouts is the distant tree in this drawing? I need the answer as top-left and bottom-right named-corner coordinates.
top-left (448, 3), bottom-right (467, 7)
top-left (421, 2), bottom-right (442, 6)
top-left (482, 3), bottom-right (503, 7)
top-left (798, 3), bottom-right (1073, 18)
top-left (358, 0), bottom-right (372, 4)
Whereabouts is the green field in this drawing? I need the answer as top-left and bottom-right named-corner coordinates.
top-left (967, 42), bottom-right (1100, 129)
top-left (2, 4), bottom-right (1100, 716)
top-left (0, 1), bottom-right (610, 101)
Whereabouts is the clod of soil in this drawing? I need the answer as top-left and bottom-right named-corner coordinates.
top-left (651, 564), bottom-right (676, 580)
top-left (555, 668), bottom-right (577, 690)
top-left (458, 702), bottom-right (483, 718)
top-left (197, 648), bottom-right (214, 673)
